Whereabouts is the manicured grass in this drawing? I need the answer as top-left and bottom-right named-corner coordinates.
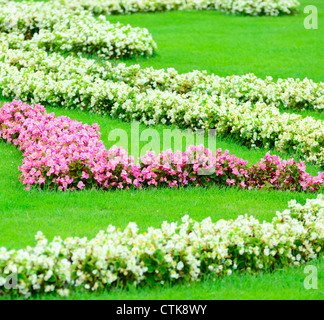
top-left (0, 0), bottom-right (324, 300)
top-left (108, 0), bottom-right (324, 82)
top-left (0, 135), bottom-right (320, 250)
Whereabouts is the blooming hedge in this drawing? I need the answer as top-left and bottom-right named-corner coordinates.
top-left (1, 100), bottom-right (324, 192)
top-left (1, 0), bottom-right (323, 300)
top-left (0, 2), bottom-right (323, 168)
top-left (1, 43), bottom-right (323, 111)
top-left (1, 195), bottom-right (324, 298)
top-left (0, 0), bottom-right (301, 17)
top-left (0, 1), bottom-right (156, 59)
top-left (1, 49), bottom-right (324, 167)
top-left (53, 0), bottom-right (300, 16)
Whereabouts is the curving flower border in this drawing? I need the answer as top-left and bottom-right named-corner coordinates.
top-left (0, 2), bottom-right (323, 168)
top-left (1, 100), bottom-right (324, 192)
top-left (1, 44), bottom-right (323, 112)
top-left (48, 0), bottom-right (301, 16)
top-left (1, 195), bottom-right (324, 298)
top-left (0, 1), bottom-right (157, 59)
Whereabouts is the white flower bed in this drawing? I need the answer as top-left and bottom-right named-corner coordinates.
top-left (57, 0), bottom-right (300, 16)
top-left (1, 40), bottom-right (323, 111)
top-left (1, 195), bottom-right (323, 298)
top-left (0, 1), bottom-right (156, 59)
top-left (1, 44), bottom-right (324, 167)
top-left (0, 0), bottom-right (301, 16)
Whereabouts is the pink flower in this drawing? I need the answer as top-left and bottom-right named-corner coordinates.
top-left (81, 171), bottom-right (89, 180)
top-left (77, 181), bottom-right (85, 190)
top-left (1, 100), bottom-right (323, 193)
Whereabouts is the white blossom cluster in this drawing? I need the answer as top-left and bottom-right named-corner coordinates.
top-left (1, 40), bottom-right (323, 111)
top-left (1, 195), bottom-right (324, 298)
top-left (0, 44), bottom-right (324, 167)
top-left (0, 1), bottom-right (157, 59)
top-left (56, 0), bottom-right (300, 16)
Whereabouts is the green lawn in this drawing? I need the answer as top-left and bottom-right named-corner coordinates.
top-left (0, 0), bottom-right (324, 299)
top-left (108, 0), bottom-right (324, 82)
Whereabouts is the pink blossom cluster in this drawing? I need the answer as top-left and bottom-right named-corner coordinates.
top-left (0, 100), bottom-right (323, 192)
top-left (248, 154), bottom-right (324, 192)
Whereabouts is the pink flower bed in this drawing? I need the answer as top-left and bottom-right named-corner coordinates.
top-left (0, 100), bottom-right (323, 192)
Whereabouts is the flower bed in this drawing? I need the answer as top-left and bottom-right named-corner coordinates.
top-left (0, 1), bottom-right (156, 59)
top-left (1, 0), bottom-right (322, 301)
top-left (0, 3), bottom-right (323, 167)
top-left (1, 54), bottom-right (324, 168)
top-left (0, 0), bottom-right (301, 17)
top-left (1, 100), bottom-right (323, 192)
top-left (1, 194), bottom-right (323, 298)
top-left (58, 0), bottom-right (300, 16)
top-left (1, 42), bottom-right (323, 112)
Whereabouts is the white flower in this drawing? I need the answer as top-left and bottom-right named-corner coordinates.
top-left (176, 261), bottom-right (184, 271)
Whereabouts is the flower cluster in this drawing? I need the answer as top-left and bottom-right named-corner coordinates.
top-left (1, 44), bottom-right (323, 111)
top-left (1, 100), bottom-right (324, 192)
top-left (57, 0), bottom-right (300, 16)
top-left (1, 52), bottom-right (324, 167)
top-left (1, 194), bottom-right (324, 298)
top-left (0, 1), bottom-right (156, 59)
top-left (0, 2), bottom-right (323, 168)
